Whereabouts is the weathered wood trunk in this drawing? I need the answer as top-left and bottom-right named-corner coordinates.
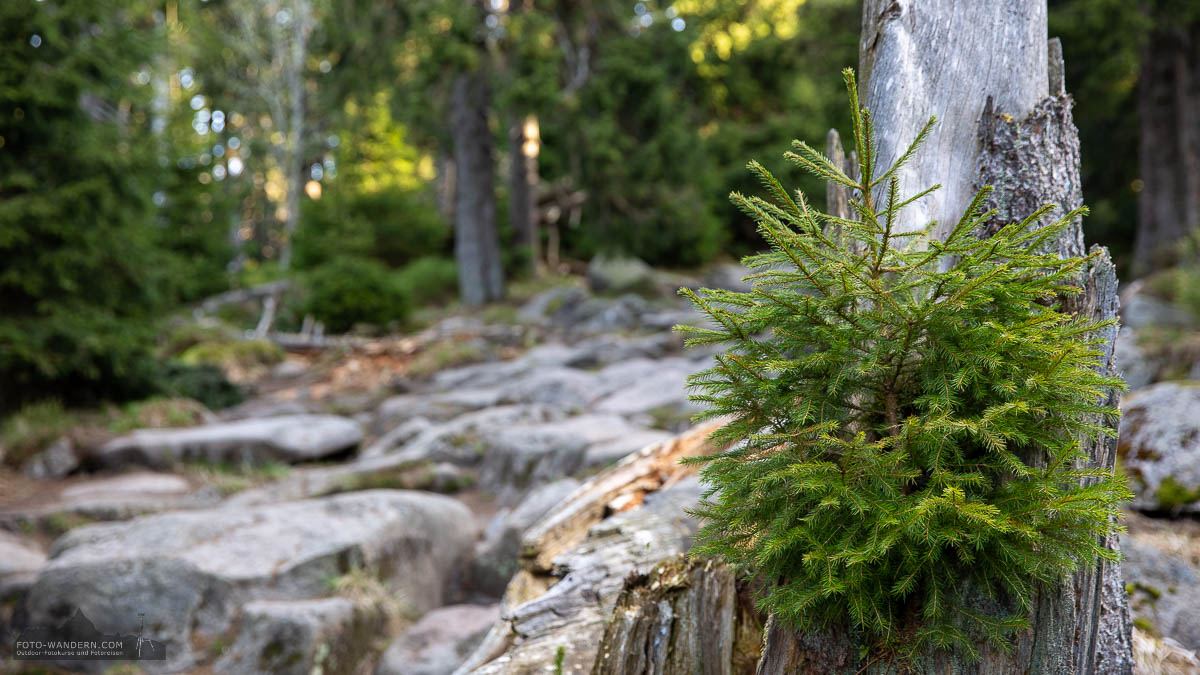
top-left (277, 0), bottom-right (312, 272)
top-left (1131, 7), bottom-right (1200, 277)
top-left (451, 67), bottom-right (505, 306)
top-left (857, 0), bottom-right (1047, 242)
top-left (754, 3), bottom-right (1133, 672)
top-left (593, 558), bottom-right (764, 675)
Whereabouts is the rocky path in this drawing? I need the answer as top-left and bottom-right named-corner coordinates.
top-left (0, 269), bottom-right (733, 674)
top-left (3, 269), bottom-right (1200, 674)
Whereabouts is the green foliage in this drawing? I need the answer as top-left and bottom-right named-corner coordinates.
top-left (1155, 476), bottom-right (1200, 510)
top-left (297, 186), bottom-right (448, 270)
top-left (155, 362), bottom-right (245, 411)
top-left (679, 70), bottom-right (1130, 663)
top-left (295, 98), bottom-right (449, 271)
top-left (0, 0), bottom-right (169, 411)
top-left (553, 646), bottom-right (566, 675)
top-left (566, 23), bottom-right (725, 267)
top-left (154, 161), bottom-right (237, 303)
top-left (301, 257), bottom-right (413, 333)
top-left (178, 339), bottom-right (285, 372)
top-left (397, 256), bottom-right (459, 304)
top-left (0, 400), bottom-right (77, 468)
top-left (106, 397), bottom-right (211, 433)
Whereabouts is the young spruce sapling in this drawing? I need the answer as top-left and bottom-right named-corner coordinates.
top-left (677, 69), bottom-right (1130, 663)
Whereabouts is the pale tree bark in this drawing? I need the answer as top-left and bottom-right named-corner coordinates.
top-left (225, 0), bottom-right (313, 272)
top-left (435, 149), bottom-right (456, 224)
top-left (857, 0), bottom-right (1047, 243)
top-left (451, 69), bottom-right (505, 306)
top-left (277, 0), bottom-right (312, 272)
top-left (1132, 8), bottom-right (1200, 277)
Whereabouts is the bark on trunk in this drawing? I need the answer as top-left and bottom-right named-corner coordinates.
top-left (451, 69), bottom-right (505, 306)
top-left (754, 3), bottom-right (1133, 672)
top-left (277, 0), bottom-right (311, 272)
top-left (1132, 11), bottom-right (1200, 276)
top-left (593, 558), bottom-right (764, 675)
top-left (436, 149), bottom-right (456, 224)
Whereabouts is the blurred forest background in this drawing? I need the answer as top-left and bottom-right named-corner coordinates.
top-left (0, 0), bottom-right (1196, 418)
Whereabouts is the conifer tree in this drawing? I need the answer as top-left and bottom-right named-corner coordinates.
top-left (678, 69), bottom-right (1131, 663)
top-left (0, 0), bottom-right (166, 411)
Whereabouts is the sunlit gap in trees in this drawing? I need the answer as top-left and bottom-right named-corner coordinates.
top-left (632, 3), bottom-right (687, 36)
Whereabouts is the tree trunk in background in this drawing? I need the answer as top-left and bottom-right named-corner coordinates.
top-left (1132, 10), bottom-right (1200, 277)
top-left (756, 2), bottom-right (1133, 672)
top-left (435, 149), bottom-right (456, 224)
top-left (277, 0), bottom-right (311, 272)
top-left (509, 114), bottom-right (540, 275)
top-left (451, 70), bottom-right (505, 306)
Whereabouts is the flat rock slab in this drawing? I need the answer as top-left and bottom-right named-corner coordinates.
top-left (384, 406), bottom-right (565, 466)
top-left (590, 357), bottom-right (698, 418)
top-left (214, 597), bottom-right (386, 675)
top-left (1121, 292), bottom-right (1195, 332)
top-left (0, 472), bottom-right (219, 528)
top-left (23, 490), bottom-right (474, 672)
top-left (377, 604), bottom-right (500, 675)
top-left (59, 471), bottom-right (192, 501)
top-left (1119, 382), bottom-right (1200, 511)
top-left (476, 415), bottom-right (671, 500)
top-left (0, 530), bottom-right (47, 595)
top-left (1123, 535), bottom-right (1200, 652)
top-left (375, 390), bottom-right (504, 433)
top-left (95, 414), bottom-right (363, 470)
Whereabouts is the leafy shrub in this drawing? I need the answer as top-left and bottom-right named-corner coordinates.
top-left (301, 257), bottom-right (413, 334)
top-left (679, 71), bottom-right (1130, 662)
top-left (396, 256), bottom-right (458, 305)
top-left (157, 362), bottom-right (245, 411)
top-left (296, 187), bottom-right (449, 270)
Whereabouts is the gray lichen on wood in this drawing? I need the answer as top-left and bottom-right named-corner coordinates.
top-left (974, 94), bottom-right (1085, 261)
